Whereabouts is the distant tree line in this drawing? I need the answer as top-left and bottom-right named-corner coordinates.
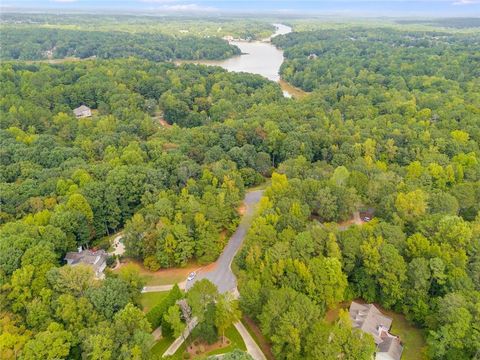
top-left (0, 27), bottom-right (241, 61)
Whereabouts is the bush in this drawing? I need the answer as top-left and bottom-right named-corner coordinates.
top-left (144, 255), bottom-right (161, 271)
top-left (146, 284), bottom-right (183, 329)
top-left (239, 167), bottom-right (264, 187)
top-left (106, 255), bottom-right (116, 267)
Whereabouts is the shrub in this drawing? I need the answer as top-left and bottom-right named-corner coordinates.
top-left (146, 284), bottom-right (183, 329)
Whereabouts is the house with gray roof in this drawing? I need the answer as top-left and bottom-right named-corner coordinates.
top-left (349, 301), bottom-right (403, 360)
top-left (73, 105), bottom-right (92, 118)
top-left (64, 248), bottom-right (108, 279)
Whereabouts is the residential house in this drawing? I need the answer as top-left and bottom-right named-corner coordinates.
top-left (73, 105), bottom-right (92, 118)
top-left (64, 248), bottom-right (108, 279)
top-left (349, 301), bottom-right (404, 360)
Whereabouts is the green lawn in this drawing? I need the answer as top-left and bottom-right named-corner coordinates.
top-left (152, 324), bottom-right (246, 360)
top-left (386, 310), bottom-right (428, 360)
top-left (204, 325), bottom-right (247, 357)
top-left (150, 336), bottom-right (178, 359)
top-left (114, 261), bottom-right (197, 286)
top-left (139, 272), bottom-right (187, 286)
top-left (140, 291), bottom-right (169, 313)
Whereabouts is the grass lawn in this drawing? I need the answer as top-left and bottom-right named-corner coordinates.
top-left (167, 324), bottom-right (246, 360)
top-left (383, 309), bottom-right (428, 360)
top-left (150, 336), bottom-right (178, 359)
top-left (113, 260), bottom-right (200, 286)
top-left (140, 291), bottom-right (169, 313)
top-left (205, 325), bottom-right (247, 356)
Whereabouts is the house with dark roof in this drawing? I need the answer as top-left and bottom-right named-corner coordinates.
top-left (349, 301), bottom-right (403, 360)
top-left (64, 248), bottom-right (108, 279)
top-left (73, 105), bottom-right (92, 118)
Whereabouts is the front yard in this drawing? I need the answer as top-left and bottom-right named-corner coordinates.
top-left (150, 324), bottom-right (246, 360)
top-left (113, 260), bottom-right (200, 286)
top-left (140, 291), bottom-right (169, 313)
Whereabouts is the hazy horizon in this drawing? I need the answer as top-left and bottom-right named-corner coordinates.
top-left (3, 0), bottom-right (480, 17)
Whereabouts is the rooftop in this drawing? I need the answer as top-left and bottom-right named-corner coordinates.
top-left (349, 301), bottom-right (403, 360)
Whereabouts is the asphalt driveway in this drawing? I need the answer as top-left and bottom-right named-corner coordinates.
top-left (185, 189), bottom-right (263, 293)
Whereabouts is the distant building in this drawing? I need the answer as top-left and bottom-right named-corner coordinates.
top-left (64, 248), bottom-right (108, 279)
top-left (349, 301), bottom-right (403, 360)
top-left (73, 105), bottom-right (92, 118)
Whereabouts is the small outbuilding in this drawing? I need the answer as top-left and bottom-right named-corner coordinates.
top-left (73, 105), bottom-right (92, 118)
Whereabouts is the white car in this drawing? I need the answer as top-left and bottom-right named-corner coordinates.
top-left (187, 272), bottom-right (196, 281)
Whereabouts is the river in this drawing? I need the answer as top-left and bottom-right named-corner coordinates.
top-left (176, 23), bottom-right (305, 98)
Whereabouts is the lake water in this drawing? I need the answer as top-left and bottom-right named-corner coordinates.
top-left (178, 23), bottom-right (305, 98)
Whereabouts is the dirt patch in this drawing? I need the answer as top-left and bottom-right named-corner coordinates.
top-left (187, 337), bottom-right (231, 358)
top-left (237, 203), bottom-right (247, 216)
top-left (242, 316), bottom-right (275, 360)
top-left (325, 302), bottom-right (349, 324)
top-left (162, 142), bottom-right (179, 150)
top-left (198, 261), bottom-right (218, 274)
top-left (337, 211), bottom-right (366, 230)
top-left (158, 119), bottom-right (172, 128)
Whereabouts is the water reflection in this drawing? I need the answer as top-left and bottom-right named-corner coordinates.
top-left (177, 24), bottom-right (305, 98)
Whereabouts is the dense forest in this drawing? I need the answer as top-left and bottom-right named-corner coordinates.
top-left (0, 59), bottom-right (284, 358)
top-left (0, 27), bottom-right (241, 61)
top-left (231, 26), bottom-right (480, 359)
top-left (1, 15), bottom-right (479, 360)
top-left (1, 13), bottom-right (275, 39)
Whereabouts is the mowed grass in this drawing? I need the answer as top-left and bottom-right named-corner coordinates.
top-left (113, 260), bottom-right (199, 286)
top-left (204, 324), bottom-right (247, 357)
top-left (384, 310), bottom-right (428, 360)
top-left (140, 291), bottom-right (169, 313)
top-left (152, 324), bottom-right (246, 360)
top-left (150, 336), bottom-right (178, 359)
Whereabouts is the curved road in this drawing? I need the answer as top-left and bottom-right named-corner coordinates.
top-left (185, 190), bottom-right (263, 293)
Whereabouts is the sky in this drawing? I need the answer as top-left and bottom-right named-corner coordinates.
top-left (3, 0), bottom-right (480, 16)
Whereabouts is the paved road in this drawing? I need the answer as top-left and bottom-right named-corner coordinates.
top-left (185, 190), bottom-right (263, 293)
